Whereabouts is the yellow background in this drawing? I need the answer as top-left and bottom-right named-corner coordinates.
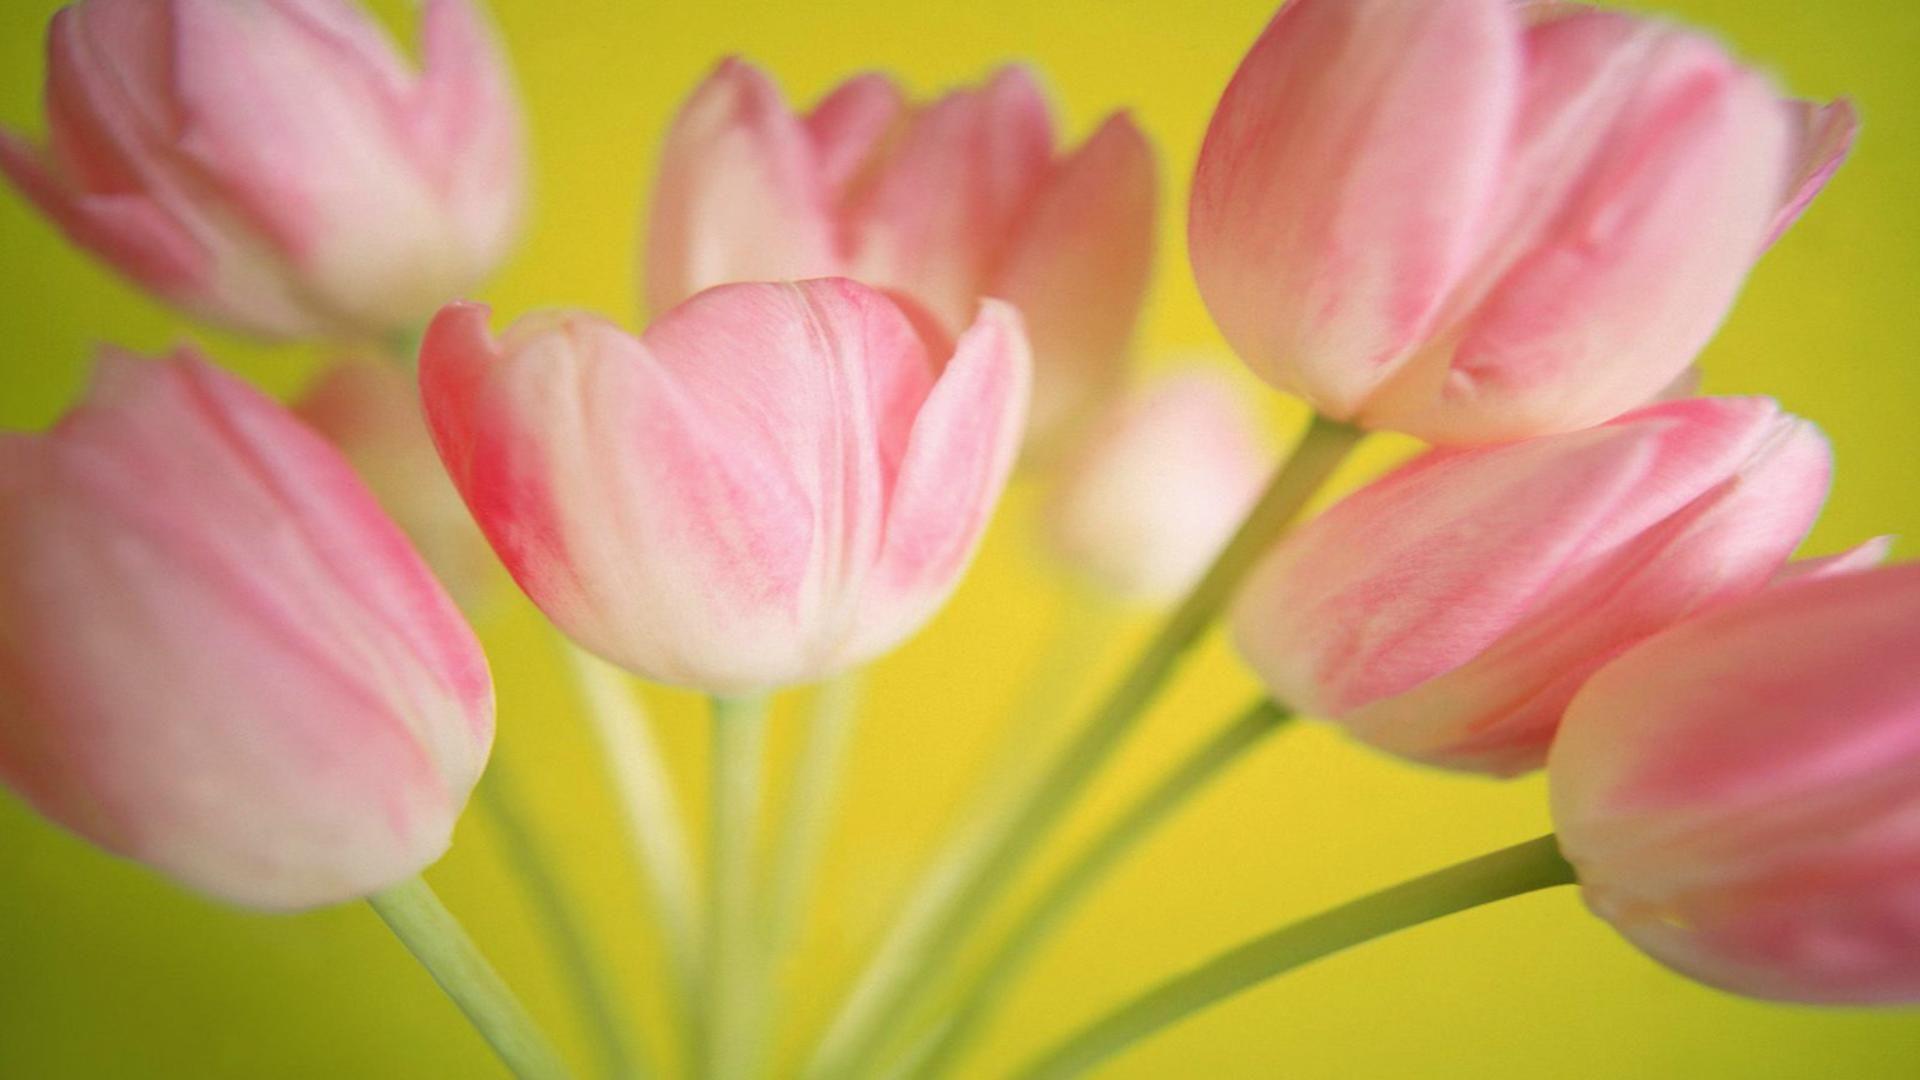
top-left (3, 0), bottom-right (1919, 1076)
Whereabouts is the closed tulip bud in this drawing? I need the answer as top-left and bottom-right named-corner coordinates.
top-left (1043, 369), bottom-right (1270, 603)
top-left (1550, 562), bottom-right (1920, 1004)
top-left (295, 359), bottom-right (499, 609)
top-left (0, 0), bottom-right (524, 342)
top-left (1232, 397), bottom-right (1830, 776)
top-left (1191, 0), bottom-right (1854, 444)
top-left (645, 59), bottom-right (1154, 453)
top-left (0, 352), bottom-right (494, 911)
top-left (420, 279), bottom-right (1030, 693)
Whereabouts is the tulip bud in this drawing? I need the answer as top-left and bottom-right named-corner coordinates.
top-left (645, 59), bottom-right (1153, 452)
top-left (1232, 397), bottom-right (1831, 776)
top-left (0, 352), bottom-right (494, 911)
top-left (295, 359), bottom-right (499, 609)
top-left (1191, 0), bottom-right (1854, 444)
top-left (0, 0), bottom-right (524, 342)
top-left (1042, 369), bottom-right (1270, 603)
top-left (419, 279), bottom-right (1030, 693)
top-left (1550, 562), bottom-right (1920, 1004)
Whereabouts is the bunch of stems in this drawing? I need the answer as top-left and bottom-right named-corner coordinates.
top-left (370, 414), bottom-right (1583, 1080)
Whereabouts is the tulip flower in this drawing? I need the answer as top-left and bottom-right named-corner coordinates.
top-left (1190, 0), bottom-right (1855, 444)
top-left (1042, 369), bottom-right (1271, 603)
top-left (645, 59), bottom-right (1153, 452)
top-left (296, 359), bottom-right (499, 608)
top-left (1550, 561), bottom-right (1920, 1004)
top-left (0, 351), bottom-right (494, 911)
top-left (1232, 397), bottom-right (1831, 776)
top-left (419, 278), bottom-right (1030, 693)
top-left (0, 0), bottom-right (524, 342)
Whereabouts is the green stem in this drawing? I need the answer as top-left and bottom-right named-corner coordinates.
top-left (1014, 834), bottom-right (1578, 1080)
top-left (705, 694), bottom-right (771, 1080)
top-left (559, 642), bottom-right (704, 1027)
top-left (804, 415), bottom-right (1363, 1079)
top-left (479, 762), bottom-right (647, 1079)
top-left (766, 672), bottom-right (863, 956)
top-left (368, 876), bottom-right (573, 1080)
top-left (910, 700), bottom-right (1294, 1079)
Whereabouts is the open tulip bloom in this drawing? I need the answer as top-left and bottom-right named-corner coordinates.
top-left (1, 0), bottom-right (1914, 1079)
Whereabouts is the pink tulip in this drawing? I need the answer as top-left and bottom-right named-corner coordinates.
top-left (1550, 561), bottom-right (1920, 1004)
top-left (0, 0), bottom-right (524, 342)
top-left (419, 279), bottom-right (1030, 693)
top-left (296, 359), bottom-right (499, 608)
top-left (645, 59), bottom-right (1154, 452)
top-left (1232, 397), bottom-right (1830, 776)
top-left (0, 351), bottom-right (493, 911)
top-left (1043, 369), bottom-right (1271, 603)
top-left (1191, 0), bottom-right (1855, 444)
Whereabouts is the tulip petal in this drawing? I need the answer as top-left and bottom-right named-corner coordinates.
top-left (0, 352), bottom-right (491, 910)
top-left (644, 59), bottom-right (841, 315)
top-left (805, 72), bottom-right (907, 200)
top-left (1189, 0), bottom-right (1520, 416)
top-left (1766, 97), bottom-right (1858, 247)
top-left (1353, 403), bottom-right (1828, 773)
top-left (1551, 564), bottom-right (1920, 1003)
top-left (990, 112), bottom-right (1157, 450)
top-left (850, 299), bottom-right (1029, 661)
top-left (0, 130), bottom-right (210, 296)
top-left (1234, 397), bottom-right (1827, 774)
top-left (1363, 14), bottom-right (1794, 441)
top-left (1773, 535), bottom-right (1894, 585)
top-left (846, 65), bottom-right (1055, 330)
top-left (416, 0), bottom-right (525, 268)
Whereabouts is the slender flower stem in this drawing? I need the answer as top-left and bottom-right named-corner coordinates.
top-left (766, 671), bottom-right (863, 956)
top-left (804, 415), bottom-right (1364, 1079)
top-left (1014, 834), bottom-right (1578, 1080)
top-left (832, 592), bottom-right (1121, 1078)
top-left (478, 761), bottom-right (648, 1079)
top-left (705, 694), bottom-right (771, 1080)
top-left (908, 700), bottom-right (1294, 1079)
top-left (368, 876), bottom-right (573, 1080)
top-left (558, 642), bottom-right (704, 1021)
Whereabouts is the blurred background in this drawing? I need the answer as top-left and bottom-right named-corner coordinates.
top-left (3, 0), bottom-right (1918, 1076)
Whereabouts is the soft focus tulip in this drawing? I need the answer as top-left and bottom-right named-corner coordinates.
top-left (645, 59), bottom-right (1153, 452)
top-left (1190, 0), bottom-right (1855, 444)
top-left (0, 351), bottom-right (494, 911)
top-left (1232, 397), bottom-right (1830, 775)
top-left (296, 359), bottom-right (499, 608)
top-left (1551, 561), bottom-right (1920, 1004)
top-left (420, 279), bottom-right (1030, 693)
top-left (0, 0), bottom-right (524, 342)
top-left (1042, 369), bottom-right (1270, 603)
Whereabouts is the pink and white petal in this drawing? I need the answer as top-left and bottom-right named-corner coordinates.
top-left (1231, 399), bottom-right (1790, 724)
top-left (1552, 565), bottom-right (1920, 902)
top-left (1352, 409), bottom-right (1829, 775)
top-left (644, 59), bottom-right (840, 314)
top-left (844, 66), bottom-right (1055, 330)
top-left (845, 300), bottom-right (1030, 664)
top-left (1189, 0), bottom-right (1520, 416)
top-left (989, 112), bottom-right (1157, 451)
top-left (805, 72), bottom-right (907, 200)
top-left (0, 489), bottom-right (457, 911)
top-left (1367, 21), bottom-right (1793, 442)
top-left (1766, 97), bottom-right (1858, 247)
top-left (1773, 536), bottom-right (1895, 586)
top-left (415, 0), bottom-right (525, 267)
top-left (0, 132), bottom-right (212, 297)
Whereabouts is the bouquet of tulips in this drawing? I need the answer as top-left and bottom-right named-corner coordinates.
top-left (1, 0), bottom-right (1910, 1077)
